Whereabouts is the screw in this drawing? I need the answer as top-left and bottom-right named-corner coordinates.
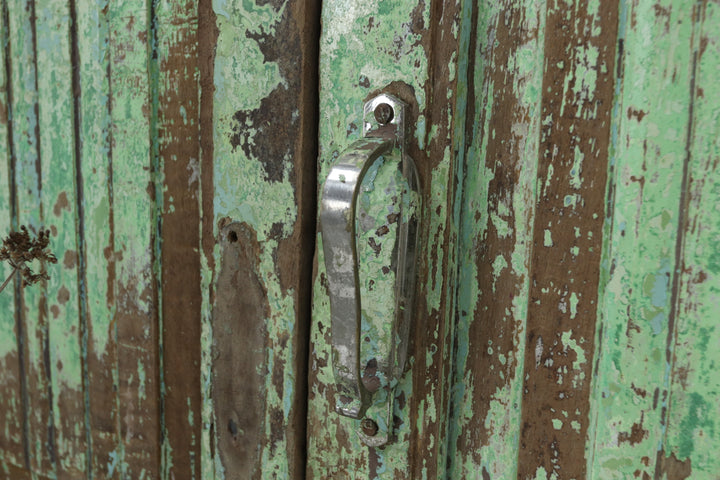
top-left (360, 418), bottom-right (379, 437)
top-left (374, 102), bottom-right (394, 125)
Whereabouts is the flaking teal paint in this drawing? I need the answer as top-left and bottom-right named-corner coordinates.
top-left (1, 0), bottom-right (720, 478)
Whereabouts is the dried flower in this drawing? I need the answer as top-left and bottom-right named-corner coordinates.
top-left (0, 225), bottom-right (57, 293)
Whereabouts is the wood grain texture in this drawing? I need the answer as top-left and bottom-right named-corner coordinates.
top-left (306, 0), bottom-right (471, 477)
top-left (0, 0), bottom-right (24, 471)
top-left (156, 0), bottom-right (202, 477)
top-left (75, 0), bottom-right (119, 476)
top-left (517, 0), bottom-right (619, 478)
top-left (663, 3), bottom-right (720, 476)
top-left (197, 0), bottom-right (218, 477)
top-left (1, 1), bottom-right (720, 479)
top-left (210, 0), bottom-right (318, 478)
top-left (7, 0), bottom-right (54, 475)
top-left (37, 0), bottom-right (85, 476)
top-left (448, 0), bottom-right (545, 477)
top-left (586, 1), bottom-right (709, 479)
top-left (108, 2), bottom-right (160, 477)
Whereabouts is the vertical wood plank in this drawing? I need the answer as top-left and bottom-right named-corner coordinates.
top-left (0, 0), bottom-right (25, 472)
top-left (447, 0), bottom-right (545, 477)
top-left (306, 0), bottom-right (470, 477)
top-left (210, 0), bottom-right (318, 477)
top-left (6, 0), bottom-right (54, 475)
top-left (74, 0), bottom-right (121, 476)
top-left (155, 0), bottom-right (202, 477)
top-left (517, 0), bottom-right (619, 478)
top-left (586, 0), bottom-right (702, 478)
top-left (197, 0), bottom-right (218, 477)
top-left (662, 1), bottom-right (720, 477)
top-left (35, 1), bottom-right (85, 476)
top-left (108, 1), bottom-right (160, 477)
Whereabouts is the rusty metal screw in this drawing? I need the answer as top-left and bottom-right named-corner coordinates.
top-left (360, 418), bottom-right (379, 437)
top-left (374, 102), bottom-right (394, 125)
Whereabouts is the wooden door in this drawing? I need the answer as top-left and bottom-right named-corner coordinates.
top-left (2, 0), bottom-right (720, 479)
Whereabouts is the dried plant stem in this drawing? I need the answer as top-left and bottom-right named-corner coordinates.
top-left (0, 266), bottom-right (18, 294)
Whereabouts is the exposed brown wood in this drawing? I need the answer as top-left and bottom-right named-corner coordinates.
top-left (517, 1), bottom-right (619, 478)
top-left (213, 222), bottom-right (270, 479)
top-left (449, 0), bottom-right (544, 473)
top-left (407, 1), bottom-right (467, 477)
top-left (158, 2), bottom-right (202, 477)
top-left (211, 0), bottom-right (318, 477)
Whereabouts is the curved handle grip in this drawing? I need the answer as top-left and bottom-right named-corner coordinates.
top-left (319, 94), bottom-right (420, 446)
top-left (320, 136), bottom-right (394, 419)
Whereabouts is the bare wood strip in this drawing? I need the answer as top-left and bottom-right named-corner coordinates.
top-left (517, 0), bottom-right (619, 478)
top-left (210, 0), bottom-right (319, 477)
top-left (155, 1), bottom-right (202, 477)
top-left (197, 0), bottom-right (218, 475)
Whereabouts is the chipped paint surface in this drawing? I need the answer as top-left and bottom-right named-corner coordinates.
top-left (1, 0), bottom-right (720, 478)
top-left (307, 0), bottom-right (470, 477)
top-left (588, 0), bottom-right (720, 478)
top-left (0, 0), bottom-right (216, 477)
top-left (448, 0), bottom-right (546, 477)
top-left (211, 0), bottom-right (317, 478)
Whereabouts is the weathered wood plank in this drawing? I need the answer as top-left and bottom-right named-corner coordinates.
top-left (516, 0), bottom-right (619, 477)
top-left (662, 1), bottom-right (720, 477)
top-left (197, 0), bottom-right (217, 477)
top-left (211, 0), bottom-right (318, 477)
top-left (0, 0), bottom-right (24, 471)
top-left (155, 0), bottom-right (202, 477)
top-left (447, 0), bottom-right (545, 477)
top-left (306, 0), bottom-right (470, 477)
top-left (74, 0), bottom-right (120, 476)
top-left (36, 1), bottom-right (85, 476)
top-left (586, 0), bottom-right (701, 478)
top-left (7, 0), bottom-right (54, 475)
top-left (108, 1), bottom-right (160, 477)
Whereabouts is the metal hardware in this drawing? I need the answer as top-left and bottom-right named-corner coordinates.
top-left (320, 93), bottom-right (420, 447)
top-left (360, 418), bottom-right (379, 437)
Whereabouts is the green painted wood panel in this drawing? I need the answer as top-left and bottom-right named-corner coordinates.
top-left (7, 0), bottom-right (53, 475)
top-left (1, 1), bottom-right (720, 479)
top-left (306, 0), bottom-right (472, 477)
top-left (37, 1), bottom-right (84, 477)
top-left (75, 0), bottom-right (117, 476)
top-left (0, 0), bottom-right (24, 474)
top-left (448, 0), bottom-right (545, 476)
top-left (0, 0), bottom-right (214, 477)
top-left (209, 0), bottom-right (318, 477)
top-left (588, 1), bottom-right (720, 478)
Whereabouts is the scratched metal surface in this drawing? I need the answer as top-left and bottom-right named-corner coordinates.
top-left (1, 0), bottom-right (720, 479)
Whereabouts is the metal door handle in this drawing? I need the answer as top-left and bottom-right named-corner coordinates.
top-left (320, 93), bottom-right (420, 446)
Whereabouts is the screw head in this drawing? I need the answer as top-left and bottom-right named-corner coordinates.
top-left (374, 103), bottom-right (394, 125)
top-left (360, 418), bottom-right (379, 436)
